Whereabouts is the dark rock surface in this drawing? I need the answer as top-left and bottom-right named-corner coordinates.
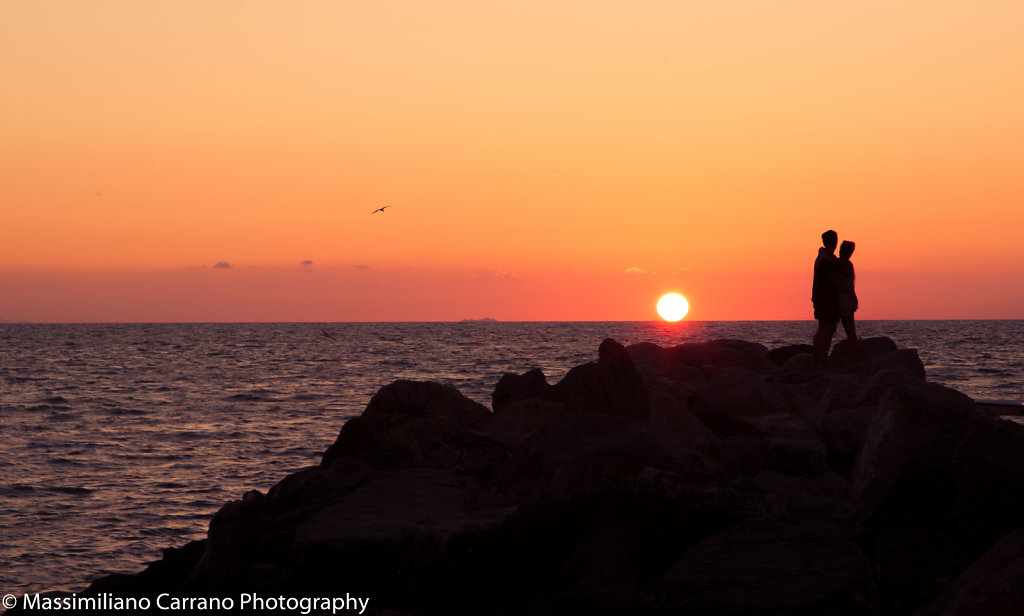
top-left (17, 336), bottom-right (1024, 616)
top-left (917, 528), bottom-right (1024, 616)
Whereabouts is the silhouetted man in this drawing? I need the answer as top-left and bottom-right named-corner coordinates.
top-left (812, 229), bottom-right (839, 367)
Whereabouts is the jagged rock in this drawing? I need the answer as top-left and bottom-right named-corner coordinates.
top-left (948, 414), bottom-right (1024, 560)
top-left (646, 520), bottom-right (876, 614)
top-left (719, 435), bottom-right (768, 478)
top-left (782, 351), bottom-right (815, 370)
top-left (626, 342), bottom-right (706, 390)
top-left (747, 413), bottom-right (829, 478)
top-left (504, 473), bottom-right (745, 616)
top-left (321, 380), bottom-right (495, 469)
top-left (750, 471), bottom-right (853, 523)
top-left (80, 540), bottom-right (207, 600)
top-left (682, 339), bottom-right (778, 373)
top-left (856, 367), bottom-right (919, 406)
top-left (918, 528), bottom-right (1024, 616)
top-left (694, 367), bottom-right (800, 419)
top-left (830, 336), bottom-right (898, 366)
top-left (829, 337), bottom-right (925, 380)
top-left (852, 382), bottom-right (980, 529)
top-left (547, 338), bottom-right (651, 421)
top-left (849, 382), bottom-right (1024, 613)
top-left (768, 343), bottom-right (813, 366)
top-left (496, 411), bottom-right (676, 499)
top-left (492, 368), bottom-right (551, 413)
top-left (717, 414), bottom-right (829, 478)
top-left (821, 371), bottom-right (877, 411)
top-left (483, 398), bottom-right (568, 447)
top-left (645, 387), bottom-right (721, 481)
top-left (625, 341), bottom-right (673, 375)
top-left (857, 349), bottom-right (926, 380)
top-left (677, 339), bottom-right (778, 372)
top-left (291, 468), bottom-right (515, 610)
top-left (823, 406), bottom-right (879, 478)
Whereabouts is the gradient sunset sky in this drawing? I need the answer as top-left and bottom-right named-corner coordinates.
top-left (3, 1), bottom-right (1023, 322)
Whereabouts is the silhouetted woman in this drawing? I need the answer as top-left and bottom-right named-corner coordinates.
top-left (835, 240), bottom-right (858, 354)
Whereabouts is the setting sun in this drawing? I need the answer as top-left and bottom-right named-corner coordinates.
top-left (657, 293), bottom-right (689, 322)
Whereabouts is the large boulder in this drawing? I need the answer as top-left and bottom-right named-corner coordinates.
top-left (492, 367), bottom-right (551, 413)
top-left (694, 367), bottom-right (799, 420)
top-left (495, 411), bottom-right (677, 500)
top-left (626, 341), bottom-right (706, 389)
top-left (644, 386), bottom-right (721, 482)
top-left (948, 414), bottom-right (1024, 560)
top-left (823, 405), bottom-right (879, 478)
top-left (768, 343), bottom-right (813, 366)
top-left (918, 528), bottom-right (1024, 616)
top-left (857, 349), bottom-right (926, 380)
top-left (850, 382), bottom-right (1024, 613)
top-left (671, 339), bottom-right (778, 373)
top-left (750, 471), bottom-right (854, 523)
top-left (483, 397), bottom-right (569, 447)
top-left (547, 338), bottom-right (651, 422)
top-left (830, 336), bottom-right (898, 366)
top-left (718, 413), bottom-right (829, 479)
top-left (321, 380), bottom-right (497, 470)
top-left (502, 470), bottom-right (746, 616)
top-left (852, 382), bottom-right (980, 529)
top-left (289, 468), bottom-right (515, 612)
top-left (646, 521), bottom-right (876, 614)
top-left (746, 414), bottom-right (829, 478)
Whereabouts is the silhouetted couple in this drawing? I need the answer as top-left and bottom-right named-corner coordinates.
top-left (812, 229), bottom-right (858, 367)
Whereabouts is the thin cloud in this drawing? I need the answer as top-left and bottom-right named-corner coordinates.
top-left (625, 267), bottom-right (653, 275)
top-left (301, 260), bottom-right (314, 267)
top-left (354, 264), bottom-right (372, 270)
top-left (213, 261), bottom-right (232, 269)
top-left (470, 269), bottom-right (522, 279)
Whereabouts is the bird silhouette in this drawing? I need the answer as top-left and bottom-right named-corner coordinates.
top-left (371, 206), bottom-right (391, 214)
top-left (321, 330), bottom-right (338, 342)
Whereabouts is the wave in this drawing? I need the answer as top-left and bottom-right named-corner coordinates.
top-left (225, 391), bottom-right (282, 402)
top-left (4, 484), bottom-right (96, 496)
top-left (110, 408), bottom-right (147, 415)
top-left (153, 482), bottom-right (187, 489)
top-left (49, 486), bottom-right (95, 496)
top-left (26, 404), bottom-right (72, 412)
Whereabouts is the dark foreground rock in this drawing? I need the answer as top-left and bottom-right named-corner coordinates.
top-left (14, 337), bottom-right (1024, 616)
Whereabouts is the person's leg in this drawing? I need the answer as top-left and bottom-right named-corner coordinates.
top-left (813, 318), bottom-right (837, 367)
top-left (840, 314), bottom-right (859, 357)
top-left (823, 319), bottom-right (837, 365)
top-left (819, 317), bottom-right (835, 364)
top-left (813, 322), bottom-right (824, 366)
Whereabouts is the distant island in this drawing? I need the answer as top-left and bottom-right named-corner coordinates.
top-left (459, 317), bottom-right (498, 322)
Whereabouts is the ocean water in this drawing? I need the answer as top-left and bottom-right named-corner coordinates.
top-left (1, 320), bottom-right (1022, 595)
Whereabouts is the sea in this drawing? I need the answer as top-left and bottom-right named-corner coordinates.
top-left (2, 320), bottom-right (1022, 596)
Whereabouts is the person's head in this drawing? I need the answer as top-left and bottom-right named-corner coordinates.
top-left (822, 230), bottom-right (838, 250)
top-left (840, 240), bottom-right (855, 259)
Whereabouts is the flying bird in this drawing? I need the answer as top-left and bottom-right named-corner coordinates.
top-left (371, 206), bottom-right (391, 214)
top-left (321, 330), bottom-right (338, 342)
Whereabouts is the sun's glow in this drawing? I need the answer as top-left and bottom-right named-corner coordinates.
top-left (657, 293), bottom-right (689, 322)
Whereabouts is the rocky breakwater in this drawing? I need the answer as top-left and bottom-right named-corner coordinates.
top-left (17, 337), bottom-right (1024, 615)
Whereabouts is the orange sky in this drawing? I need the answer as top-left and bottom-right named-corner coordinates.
top-left (3, 1), bottom-right (1023, 321)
